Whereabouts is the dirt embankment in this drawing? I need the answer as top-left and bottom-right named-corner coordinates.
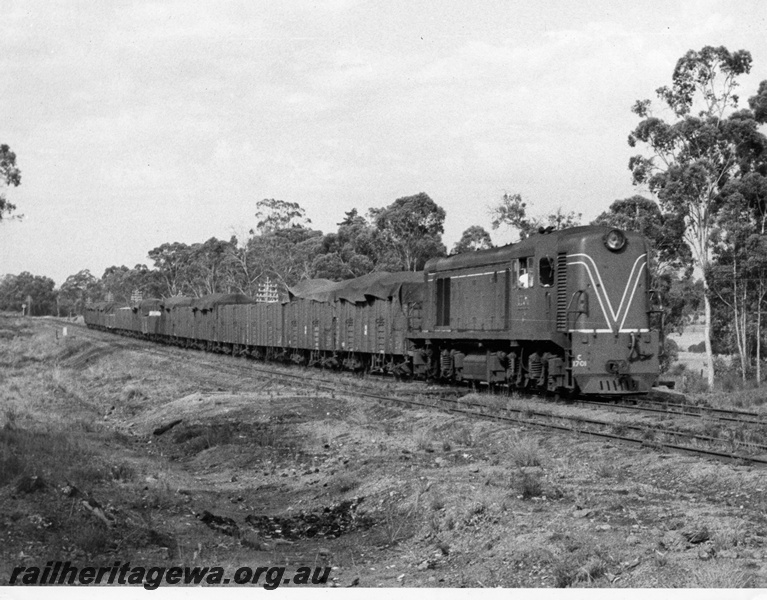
top-left (2, 317), bottom-right (767, 588)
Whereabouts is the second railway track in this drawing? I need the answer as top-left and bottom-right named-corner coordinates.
top-left (47, 318), bottom-right (767, 467)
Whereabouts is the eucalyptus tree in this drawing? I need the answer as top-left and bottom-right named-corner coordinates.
top-left (370, 193), bottom-right (447, 271)
top-left (627, 45), bottom-right (767, 387)
top-left (452, 225), bottom-right (494, 254)
top-left (147, 242), bottom-right (195, 297)
top-left (490, 193), bottom-right (581, 241)
top-left (58, 269), bottom-right (102, 316)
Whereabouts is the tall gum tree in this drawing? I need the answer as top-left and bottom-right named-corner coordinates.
top-left (627, 46), bottom-right (766, 387)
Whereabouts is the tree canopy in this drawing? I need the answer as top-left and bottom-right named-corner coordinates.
top-left (371, 192), bottom-right (447, 271)
top-left (58, 270), bottom-right (102, 316)
top-left (592, 195), bottom-right (690, 275)
top-left (490, 193), bottom-right (581, 240)
top-left (0, 272), bottom-right (56, 315)
top-left (452, 225), bottom-right (493, 254)
top-left (253, 198), bottom-right (311, 234)
top-left (0, 144), bottom-right (22, 221)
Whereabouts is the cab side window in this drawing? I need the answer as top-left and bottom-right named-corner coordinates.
top-left (515, 257), bottom-right (534, 289)
top-left (539, 257), bottom-right (554, 287)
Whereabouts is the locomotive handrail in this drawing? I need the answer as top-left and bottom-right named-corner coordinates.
top-left (564, 289), bottom-right (588, 331)
top-left (647, 288), bottom-right (665, 349)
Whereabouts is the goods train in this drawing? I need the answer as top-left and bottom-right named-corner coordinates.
top-left (85, 226), bottom-right (662, 396)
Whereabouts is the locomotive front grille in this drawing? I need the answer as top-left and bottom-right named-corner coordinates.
top-left (598, 378), bottom-right (639, 392)
top-left (556, 253), bottom-right (567, 331)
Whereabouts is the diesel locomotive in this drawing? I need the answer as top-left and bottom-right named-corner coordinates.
top-left (85, 226), bottom-right (661, 397)
top-left (410, 225), bottom-right (661, 395)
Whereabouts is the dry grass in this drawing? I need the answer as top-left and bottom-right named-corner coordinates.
top-left (0, 418), bottom-right (105, 486)
top-left (415, 431), bottom-right (433, 452)
top-left (594, 461), bottom-right (621, 479)
top-left (691, 564), bottom-right (755, 588)
top-left (449, 424), bottom-right (474, 448)
top-left (551, 551), bottom-right (608, 588)
top-left (377, 496), bottom-right (420, 546)
top-left (121, 384), bottom-right (148, 403)
top-left (508, 434), bottom-right (543, 467)
top-left (330, 473), bottom-right (360, 494)
top-left (73, 521), bottom-right (112, 557)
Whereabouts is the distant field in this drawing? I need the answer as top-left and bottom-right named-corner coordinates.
top-left (666, 322), bottom-right (708, 374)
top-left (667, 322), bottom-right (706, 351)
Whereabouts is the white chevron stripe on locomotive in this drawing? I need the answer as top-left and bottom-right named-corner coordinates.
top-left (566, 253), bottom-right (647, 333)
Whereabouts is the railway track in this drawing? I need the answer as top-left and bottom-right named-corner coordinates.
top-left (577, 396), bottom-right (767, 426)
top-left (43, 318), bottom-right (767, 466)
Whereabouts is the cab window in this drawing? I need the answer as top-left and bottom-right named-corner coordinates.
top-left (515, 257), bottom-right (534, 288)
top-left (539, 257), bottom-right (554, 287)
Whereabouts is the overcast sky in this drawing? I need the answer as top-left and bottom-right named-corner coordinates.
top-left (2, 0), bottom-right (767, 285)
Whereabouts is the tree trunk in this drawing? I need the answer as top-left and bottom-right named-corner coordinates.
top-left (742, 280), bottom-right (748, 382)
top-left (702, 280), bottom-right (715, 389)
top-left (732, 260), bottom-right (748, 382)
top-left (758, 280), bottom-right (763, 386)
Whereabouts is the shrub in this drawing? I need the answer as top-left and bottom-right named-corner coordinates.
top-left (660, 338), bottom-right (679, 373)
top-left (121, 384), bottom-right (147, 403)
top-left (509, 436), bottom-right (542, 467)
top-left (516, 471), bottom-right (543, 499)
top-left (594, 462), bottom-right (617, 478)
top-left (551, 551), bottom-right (607, 587)
top-left (110, 462), bottom-right (136, 482)
top-left (680, 369), bottom-right (709, 394)
top-left (74, 522), bottom-right (112, 557)
top-left (450, 425), bottom-right (474, 448)
top-left (0, 443), bottom-right (25, 485)
top-left (669, 362), bottom-right (687, 375)
top-left (377, 499), bottom-right (419, 545)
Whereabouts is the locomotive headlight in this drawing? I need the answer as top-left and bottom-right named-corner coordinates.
top-left (604, 229), bottom-right (626, 251)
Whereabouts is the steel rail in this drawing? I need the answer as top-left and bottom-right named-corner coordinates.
top-left (576, 397), bottom-right (767, 427)
top-left (49, 320), bottom-right (767, 466)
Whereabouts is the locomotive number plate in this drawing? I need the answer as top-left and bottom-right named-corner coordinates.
top-left (573, 354), bottom-right (588, 368)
